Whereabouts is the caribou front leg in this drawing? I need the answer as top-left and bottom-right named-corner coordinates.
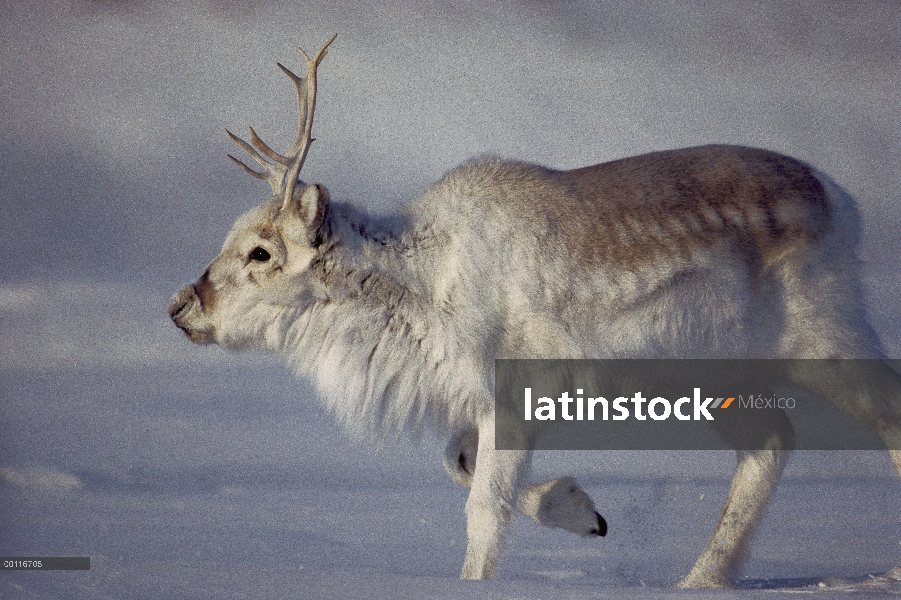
top-left (445, 427), bottom-right (606, 537)
top-left (460, 414), bottom-right (531, 579)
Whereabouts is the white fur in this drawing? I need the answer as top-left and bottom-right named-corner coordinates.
top-left (169, 147), bottom-right (901, 588)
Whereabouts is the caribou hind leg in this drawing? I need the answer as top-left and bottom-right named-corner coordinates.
top-left (673, 396), bottom-right (797, 589)
top-left (444, 428), bottom-right (607, 539)
top-left (676, 447), bottom-right (792, 588)
top-left (679, 211), bottom-right (901, 588)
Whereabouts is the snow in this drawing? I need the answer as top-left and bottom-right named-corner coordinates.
top-left (3, 364), bottom-right (901, 598)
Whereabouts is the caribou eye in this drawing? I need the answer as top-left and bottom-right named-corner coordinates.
top-left (249, 247), bottom-right (271, 262)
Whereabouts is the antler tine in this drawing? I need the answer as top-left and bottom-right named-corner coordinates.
top-left (276, 62), bottom-right (310, 158)
top-left (248, 126), bottom-right (291, 166)
top-left (227, 153), bottom-right (267, 180)
top-left (225, 128), bottom-right (269, 168)
top-left (224, 34), bottom-right (337, 207)
top-left (280, 33), bottom-right (337, 210)
top-left (225, 128), bottom-right (284, 195)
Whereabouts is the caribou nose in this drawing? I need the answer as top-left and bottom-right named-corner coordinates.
top-left (167, 286), bottom-right (196, 321)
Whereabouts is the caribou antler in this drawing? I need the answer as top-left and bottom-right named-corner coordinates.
top-left (226, 34), bottom-right (337, 210)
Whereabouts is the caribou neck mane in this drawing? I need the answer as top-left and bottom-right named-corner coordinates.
top-left (311, 200), bottom-right (452, 308)
top-left (275, 199), bottom-right (478, 434)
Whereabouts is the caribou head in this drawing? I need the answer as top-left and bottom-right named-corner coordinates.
top-left (168, 35), bottom-right (336, 350)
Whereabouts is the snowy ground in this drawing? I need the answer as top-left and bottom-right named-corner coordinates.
top-left (4, 362), bottom-right (901, 599)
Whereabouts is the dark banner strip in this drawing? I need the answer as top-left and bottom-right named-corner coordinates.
top-left (494, 359), bottom-right (901, 450)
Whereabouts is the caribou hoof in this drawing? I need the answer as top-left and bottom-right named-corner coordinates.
top-left (591, 511), bottom-right (607, 537)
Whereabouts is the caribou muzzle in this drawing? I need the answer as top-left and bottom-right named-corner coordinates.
top-left (167, 285), bottom-right (215, 344)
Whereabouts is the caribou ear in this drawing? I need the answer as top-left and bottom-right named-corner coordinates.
top-left (283, 183), bottom-right (330, 245)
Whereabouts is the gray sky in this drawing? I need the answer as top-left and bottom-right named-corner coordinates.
top-left (1, 0), bottom-right (900, 364)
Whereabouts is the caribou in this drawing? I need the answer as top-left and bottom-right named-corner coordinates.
top-left (169, 36), bottom-right (901, 587)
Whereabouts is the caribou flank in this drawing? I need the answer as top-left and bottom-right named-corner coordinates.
top-left (169, 37), bottom-right (901, 588)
